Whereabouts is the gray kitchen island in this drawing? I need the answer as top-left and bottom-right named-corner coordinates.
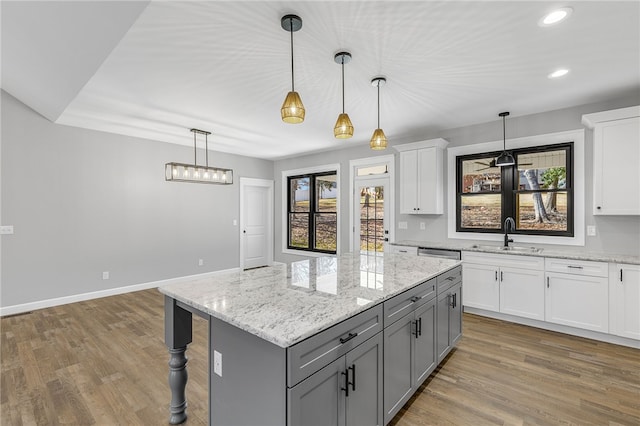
top-left (159, 252), bottom-right (462, 425)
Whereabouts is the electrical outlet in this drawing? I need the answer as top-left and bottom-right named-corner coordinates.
top-left (398, 221), bottom-right (408, 230)
top-left (198, 259), bottom-right (204, 266)
top-left (233, 219), bottom-right (238, 226)
top-left (420, 222), bottom-right (426, 230)
top-left (587, 225), bottom-right (597, 236)
top-left (102, 271), bottom-right (110, 280)
top-left (0, 225), bottom-right (14, 235)
top-left (214, 350), bottom-right (222, 377)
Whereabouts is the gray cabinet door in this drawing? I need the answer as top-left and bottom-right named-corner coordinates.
top-left (383, 311), bottom-right (414, 425)
top-left (449, 283), bottom-right (462, 347)
top-left (288, 356), bottom-right (345, 426)
top-left (413, 297), bottom-right (437, 386)
top-left (345, 333), bottom-right (383, 426)
top-left (436, 290), bottom-right (451, 363)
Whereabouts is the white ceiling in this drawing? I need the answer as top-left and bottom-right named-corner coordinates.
top-left (2, 1), bottom-right (639, 160)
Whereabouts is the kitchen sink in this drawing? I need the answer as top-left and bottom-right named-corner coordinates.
top-left (471, 244), bottom-right (542, 254)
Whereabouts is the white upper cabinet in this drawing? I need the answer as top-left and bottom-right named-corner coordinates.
top-left (394, 138), bottom-right (448, 215)
top-left (582, 106), bottom-right (640, 215)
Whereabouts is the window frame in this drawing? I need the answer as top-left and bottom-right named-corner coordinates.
top-left (456, 142), bottom-right (575, 237)
top-left (287, 171), bottom-right (338, 254)
top-left (282, 164), bottom-right (341, 257)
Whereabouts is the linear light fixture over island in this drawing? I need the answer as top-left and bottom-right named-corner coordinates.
top-left (165, 128), bottom-right (233, 184)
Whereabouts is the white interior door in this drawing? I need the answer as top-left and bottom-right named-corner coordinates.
top-left (354, 177), bottom-right (390, 253)
top-left (240, 178), bottom-right (273, 270)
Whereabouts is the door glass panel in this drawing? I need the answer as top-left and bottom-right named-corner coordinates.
top-left (359, 186), bottom-right (385, 252)
top-left (314, 214), bottom-right (337, 251)
top-left (356, 164), bottom-right (387, 176)
top-left (289, 213), bottom-right (309, 248)
top-left (516, 191), bottom-right (568, 231)
top-left (460, 194), bottom-right (501, 229)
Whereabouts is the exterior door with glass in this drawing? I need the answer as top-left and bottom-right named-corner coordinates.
top-left (355, 177), bottom-right (389, 254)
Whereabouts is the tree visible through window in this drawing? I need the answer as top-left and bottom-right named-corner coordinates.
top-left (288, 172), bottom-right (337, 253)
top-left (457, 143), bottom-right (573, 236)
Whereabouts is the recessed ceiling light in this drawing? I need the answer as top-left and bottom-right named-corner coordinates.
top-left (539, 7), bottom-right (573, 26)
top-left (548, 69), bottom-right (570, 79)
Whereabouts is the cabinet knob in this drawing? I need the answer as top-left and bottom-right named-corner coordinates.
top-left (597, 206), bottom-right (601, 210)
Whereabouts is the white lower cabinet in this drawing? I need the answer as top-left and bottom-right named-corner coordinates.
top-left (545, 272), bottom-right (608, 332)
top-left (500, 266), bottom-right (545, 320)
top-left (544, 258), bottom-right (609, 333)
top-left (462, 252), bottom-right (544, 320)
top-left (461, 262), bottom-right (499, 312)
top-left (610, 263), bottom-right (640, 340)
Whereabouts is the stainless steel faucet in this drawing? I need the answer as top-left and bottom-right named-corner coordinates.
top-left (504, 217), bottom-right (515, 247)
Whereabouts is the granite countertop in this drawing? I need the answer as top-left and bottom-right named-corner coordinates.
top-left (159, 253), bottom-right (460, 348)
top-left (394, 240), bottom-right (640, 265)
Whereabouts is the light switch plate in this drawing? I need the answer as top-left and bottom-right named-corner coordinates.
top-left (0, 225), bottom-right (14, 235)
top-left (420, 222), bottom-right (426, 230)
top-left (398, 221), bottom-right (408, 229)
top-left (587, 225), bottom-right (597, 236)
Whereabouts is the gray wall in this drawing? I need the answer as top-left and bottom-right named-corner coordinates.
top-left (1, 91), bottom-right (273, 307)
top-left (274, 92), bottom-right (640, 264)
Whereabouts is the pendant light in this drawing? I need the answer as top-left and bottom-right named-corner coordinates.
top-left (334, 52), bottom-right (354, 139)
top-left (370, 77), bottom-right (387, 150)
top-left (280, 15), bottom-right (305, 124)
top-left (495, 111), bottom-right (515, 166)
top-left (165, 129), bottom-right (233, 184)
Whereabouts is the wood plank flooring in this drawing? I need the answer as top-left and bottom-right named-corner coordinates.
top-left (2, 289), bottom-right (639, 425)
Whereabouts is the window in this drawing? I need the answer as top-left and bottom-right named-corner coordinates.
top-left (456, 143), bottom-right (573, 237)
top-left (287, 171), bottom-right (337, 253)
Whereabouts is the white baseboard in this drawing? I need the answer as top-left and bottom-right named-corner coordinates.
top-left (0, 267), bottom-right (240, 317)
top-left (464, 306), bottom-right (640, 349)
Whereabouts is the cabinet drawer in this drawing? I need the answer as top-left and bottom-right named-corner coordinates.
top-left (545, 258), bottom-right (608, 278)
top-left (287, 304), bottom-right (383, 387)
top-left (383, 278), bottom-right (436, 326)
top-left (390, 245), bottom-right (417, 255)
top-left (437, 266), bottom-right (462, 293)
top-left (462, 251), bottom-right (544, 270)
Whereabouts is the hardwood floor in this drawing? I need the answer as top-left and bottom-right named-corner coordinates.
top-left (2, 289), bottom-right (639, 425)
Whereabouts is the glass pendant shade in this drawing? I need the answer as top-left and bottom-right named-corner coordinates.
top-left (281, 91), bottom-right (305, 124)
top-left (334, 113), bottom-right (354, 138)
top-left (370, 128), bottom-right (388, 150)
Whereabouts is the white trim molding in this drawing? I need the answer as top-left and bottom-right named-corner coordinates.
top-left (0, 267), bottom-right (240, 317)
top-left (447, 129), bottom-right (586, 246)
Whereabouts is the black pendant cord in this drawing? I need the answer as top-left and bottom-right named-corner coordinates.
top-left (289, 18), bottom-right (295, 92)
top-left (377, 83), bottom-right (381, 128)
top-left (341, 57), bottom-right (345, 113)
top-left (193, 130), bottom-right (197, 166)
top-left (502, 114), bottom-right (506, 150)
